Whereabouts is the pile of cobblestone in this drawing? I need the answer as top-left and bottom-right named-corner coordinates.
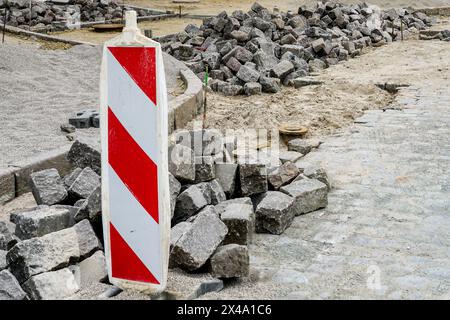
top-left (158, 1), bottom-right (432, 96)
top-left (0, 130), bottom-right (330, 299)
top-left (0, 0), bottom-right (149, 32)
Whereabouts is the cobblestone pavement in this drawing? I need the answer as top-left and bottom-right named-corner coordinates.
top-left (248, 85), bottom-right (450, 300)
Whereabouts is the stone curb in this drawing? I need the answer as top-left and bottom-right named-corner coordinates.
top-left (416, 7), bottom-right (450, 16)
top-left (170, 68), bottom-right (204, 133)
top-left (4, 25), bottom-right (97, 46)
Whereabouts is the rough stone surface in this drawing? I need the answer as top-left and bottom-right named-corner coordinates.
top-left (171, 211), bottom-right (228, 271)
top-left (30, 169), bottom-right (67, 205)
top-left (73, 251), bottom-right (107, 287)
top-left (220, 201), bottom-right (254, 245)
top-left (23, 268), bottom-right (80, 300)
top-left (0, 250), bottom-right (7, 271)
top-left (194, 156), bottom-right (216, 183)
top-left (244, 82), bottom-right (262, 95)
top-left (268, 162), bottom-right (300, 190)
top-left (303, 164), bottom-right (331, 190)
top-left (255, 191), bottom-right (295, 235)
top-left (238, 162), bottom-right (268, 196)
top-left (174, 184), bottom-right (208, 222)
top-left (63, 167), bottom-right (82, 189)
top-left (0, 270), bottom-right (28, 300)
top-left (288, 138), bottom-right (315, 155)
top-left (169, 144), bottom-right (195, 183)
top-left (169, 173), bottom-right (182, 219)
top-left (67, 167), bottom-right (100, 200)
top-left (215, 197), bottom-right (253, 216)
top-left (280, 178), bottom-right (328, 215)
top-left (67, 140), bottom-right (101, 175)
top-left (170, 222), bottom-right (192, 252)
top-left (0, 220), bottom-right (18, 251)
top-left (210, 244), bottom-right (249, 278)
top-left (7, 220), bottom-right (101, 283)
top-left (270, 60), bottom-right (295, 80)
top-left (14, 206), bottom-right (75, 240)
top-left (279, 150), bottom-right (304, 163)
top-left (206, 179), bottom-right (227, 205)
top-left (215, 163), bottom-right (238, 198)
top-left (73, 185), bottom-right (101, 222)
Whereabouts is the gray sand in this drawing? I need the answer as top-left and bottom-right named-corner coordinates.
top-left (0, 42), bottom-right (183, 168)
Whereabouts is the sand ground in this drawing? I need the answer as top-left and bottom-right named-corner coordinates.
top-left (0, 38), bottom-right (186, 168)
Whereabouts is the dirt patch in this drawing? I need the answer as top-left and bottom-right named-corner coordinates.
top-left (193, 81), bottom-right (392, 139)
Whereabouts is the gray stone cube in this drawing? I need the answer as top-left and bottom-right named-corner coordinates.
top-left (255, 191), bottom-right (295, 235)
top-left (210, 244), bottom-right (249, 278)
top-left (30, 169), bottom-right (67, 205)
top-left (280, 178), bottom-right (328, 215)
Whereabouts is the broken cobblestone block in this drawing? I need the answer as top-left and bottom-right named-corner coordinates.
top-left (171, 211), bottom-right (228, 271)
top-left (30, 169), bottom-right (67, 206)
top-left (0, 220), bottom-right (19, 251)
top-left (0, 270), bottom-right (28, 300)
top-left (220, 201), bottom-right (254, 245)
top-left (67, 140), bottom-right (101, 175)
top-left (73, 185), bottom-right (101, 222)
top-left (244, 82), bottom-right (262, 95)
top-left (23, 268), bottom-right (79, 300)
top-left (210, 244), bottom-right (249, 278)
top-left (260, 76), bottom-right (281, 93)
top-left (268, 161), bottom-right (300, 190)
top-left (255, 191), bottom-right (295, 235)
top-left (280, 178), bottom-right (328, 215)
top-left (279, 150), bottom-right (303, 164)
top-left (236, 65), bottom-right (260, 83)
top-left (63, 168), bottom-right (82, 189)
top-left (270, 60), bottom-right (295, 80)
top-left (220, 84), bottom-right (243, 96)
top-left (215, 197), bottom-right (253, 215)
top-left (207, 179), bottom-right (227, 205)
top-left (174, 185), bottom-right (208, 223)
top-left (215, 163), bottom-right (238, 198)
top-left (169, 144), bottom-right (196, 183)
top-left (287, 138), bottom-right (316, 155)
top-left (72, 251), bottom-right (107, 288)
top-left (67, 167), bottom-right (100, 200)
top-left (7, 220), bottom-right (101, 283)
top-left (169, 173), bottom-right (181, 219)
top-left (303, 164), bottom-right (331, 190)
top-left (238, 162), bottom-right (268, 197)
top-left (170, 222), bottom-right (192, 252)
top-left (194, 156), bottom-right (216, 183)
top-left (14, 206), bottom-right (75, 240)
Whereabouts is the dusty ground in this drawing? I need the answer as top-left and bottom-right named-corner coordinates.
top-left (0, 38), bottom-right (184, 168)
top-left (52, 17), bottom-right (202, 44)
top-left (129, 0), bottom-right (450, 16)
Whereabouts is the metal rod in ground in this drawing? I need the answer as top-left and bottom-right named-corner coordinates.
top-left (401, 20), bottom-right (404, 41)
top-left (2, 10), bottom-right (7, 44)
top-left (29, 0), bottom-right (32, 31)
top-left (202, 66), bottom-right (208, 130)
top-left (179, 5), bottom-right (181, 18)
